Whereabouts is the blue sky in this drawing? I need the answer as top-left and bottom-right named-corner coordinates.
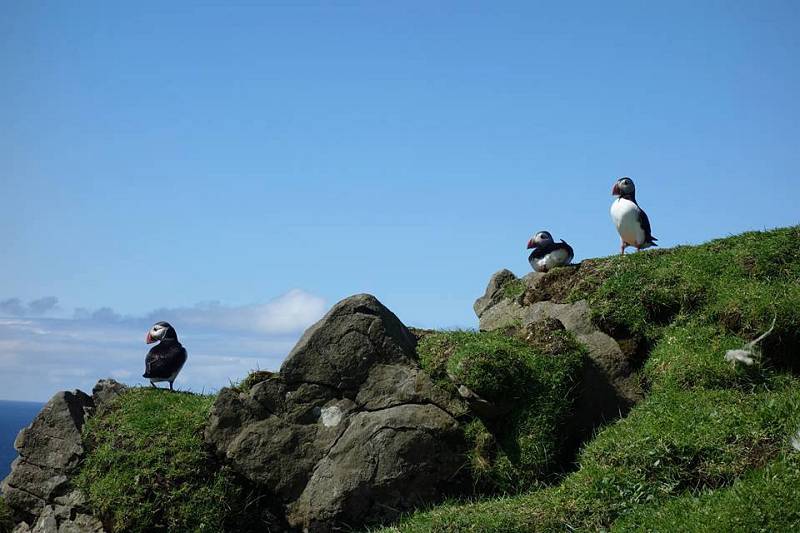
top-left (1, 1), bottom-right (798, 401)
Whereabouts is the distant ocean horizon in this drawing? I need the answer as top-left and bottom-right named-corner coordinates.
top-left (0, 400), bottom-right (43, 482)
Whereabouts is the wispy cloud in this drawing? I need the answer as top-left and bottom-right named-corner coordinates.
top-left (73, 306), bottom-right (123, 322)
top-left (0, 297), bottom-right (59, 317)
top-left (144, 289), bottom-right (327, 335)
top-left (0, 290), bottom-right (326, 402)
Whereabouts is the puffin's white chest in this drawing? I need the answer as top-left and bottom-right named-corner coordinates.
top-left (530, 248), bottom-right (571, 272)
top-left (610, 198), bottom-right (645, 246)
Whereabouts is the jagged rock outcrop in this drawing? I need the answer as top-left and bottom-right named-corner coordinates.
top-left (475, 268), bottom-right (644, 425)
top-left (4, 270), bottom-right (641, 532)
top-left (2, 380), bottom-right (127, 533)
top-left (205, 294), bottom-right (468, 532)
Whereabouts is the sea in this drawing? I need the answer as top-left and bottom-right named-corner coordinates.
top-left (0, 400), bottom-right (43, 481)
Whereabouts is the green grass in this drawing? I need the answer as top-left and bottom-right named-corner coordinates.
top-left (76, 388), bottom-right (271, 533)
top-left (383, 226), bottom-right (800, 531)
top-left (612, 453), bottom-right (800, 532)
top-left (0, 497), bottom-right (12, 533)
top-left (417, 329), bottom-right (585, 493)
top-left (383, 381), bottom-right (800, 532)
top-left (235, 370), bottom-right (274, 393)
top-left (582, 227), bottom-right (800, 351)
top-left (502, 278), bottom-right (526, 300)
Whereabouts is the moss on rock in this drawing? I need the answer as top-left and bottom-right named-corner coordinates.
top-left (417, 329), bottom-right (586, 493)
top-left (76, 388), bottom-right (273, 533)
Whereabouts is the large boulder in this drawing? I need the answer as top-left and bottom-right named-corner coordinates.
top-left (206, 294), bottom-right (467, 532)
top-left (2, 380), bottom-right (126, 533)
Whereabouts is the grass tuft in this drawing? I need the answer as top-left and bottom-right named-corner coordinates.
top-left (417, 329), bottom-right (585, 493)
top-left (236, 370), bottom-right (274, 393)
top-left (76, 388), bottom-right (272, 533)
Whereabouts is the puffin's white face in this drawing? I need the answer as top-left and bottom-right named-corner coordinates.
top-left (612, 177), bottom-right (635, 197)
top-left (146, 323), bottom-right (167, 344)
top-left (527, 231), bottom-right (554, 249)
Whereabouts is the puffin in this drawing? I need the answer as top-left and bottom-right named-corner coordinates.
top-left (610, 176), bottom-right (657, 254)
top-left (143, 321), bottom-right (187, 391)
top-left (527, 231), bottom-right (575, 272)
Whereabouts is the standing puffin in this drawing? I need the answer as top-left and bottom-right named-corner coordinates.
top-left (527, 231), bottom-right (575, 272)
top-left (610, 176), bottom-right (657, 254)
top-left (143, 321), bottom-right (187, 391)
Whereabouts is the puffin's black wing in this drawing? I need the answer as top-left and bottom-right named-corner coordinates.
top-left (637, 208), bottom-right (658, 245)
top-left (144, 341), bottom-right (187, 379)
top-left (555, 240), bottom-right (575, 263)
top-left (529, 246), bottom-right (550, 260)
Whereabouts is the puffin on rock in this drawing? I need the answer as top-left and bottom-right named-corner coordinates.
top-left (527, 231), bottom-right (575, 272)
top-left (610, 176), bottom-right (657, 254)
top-left (143, 321), bottom-right (187, 391)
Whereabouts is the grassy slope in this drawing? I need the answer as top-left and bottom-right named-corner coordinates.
top-left (383, 226), bottom-right (800, 532)
top-left (76, 389), bottom-right (270, 533)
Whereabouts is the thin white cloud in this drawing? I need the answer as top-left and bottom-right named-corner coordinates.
top-left (144, 289), bottom-right (327, 335)
top-left (0, 290), bottom-right (327, 402)
top-left (0, 319), bottom-right (49, 335)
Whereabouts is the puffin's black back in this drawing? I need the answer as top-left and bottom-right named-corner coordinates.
top-left (556, 240), bottom-right (575, 262)
top-left (143, 339), bottom-right (187, 379)
top-left (637, 210), bottom-right (658, 245)
top-left (619, 187), bottom-right (658, 246)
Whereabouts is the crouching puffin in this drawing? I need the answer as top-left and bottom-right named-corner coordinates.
top-left (527, 231), bottom-right (575, 272)
top-left (610, 176), bottom-right (658, 254)
top-left (143, 321), bottom-right (187, 391)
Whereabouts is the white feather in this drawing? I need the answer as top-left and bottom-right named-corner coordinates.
top-left (722, 314), bottom-right (777, 368)
top-left (610, 198), bottom-right (646, 247)
top-left (529, 248), bottom-right (571, 272)
top-left (724, 349), bottom-right (755, 366)
top-left (791, 429), bottom-right (800, 452)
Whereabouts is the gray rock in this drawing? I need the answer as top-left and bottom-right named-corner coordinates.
top-left (56, 512), bottom-right (105, 533)
top-left (286, 404), bottom-right (462, 532)
top-left (11, 522), bottom-right (32, 533)
top-left (474, 270), bottom-right (643, 428)
top-left (91, 379), bottom-right (127, 410)
top-left (2, 383), bottom-right (112, 532)
top-left (10, 502), bottom-right (104, 533)
top-left (280, 294), bottom-right (418, 390)
top-left (206, 294), bottom-right (467, 531)
top-left (30, 505), bottom-right (56, 533)
top-left (473, 269), bottom-right (519, 318)
top-left (2, 391), bottom-right (93, 523)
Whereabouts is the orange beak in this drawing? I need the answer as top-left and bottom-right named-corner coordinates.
top-left (612, 183), bottom-right (620, 196)
top-left (146, 332), bottom-right (154, 344)
top-left (527, 238), bottom-right (535, 249)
